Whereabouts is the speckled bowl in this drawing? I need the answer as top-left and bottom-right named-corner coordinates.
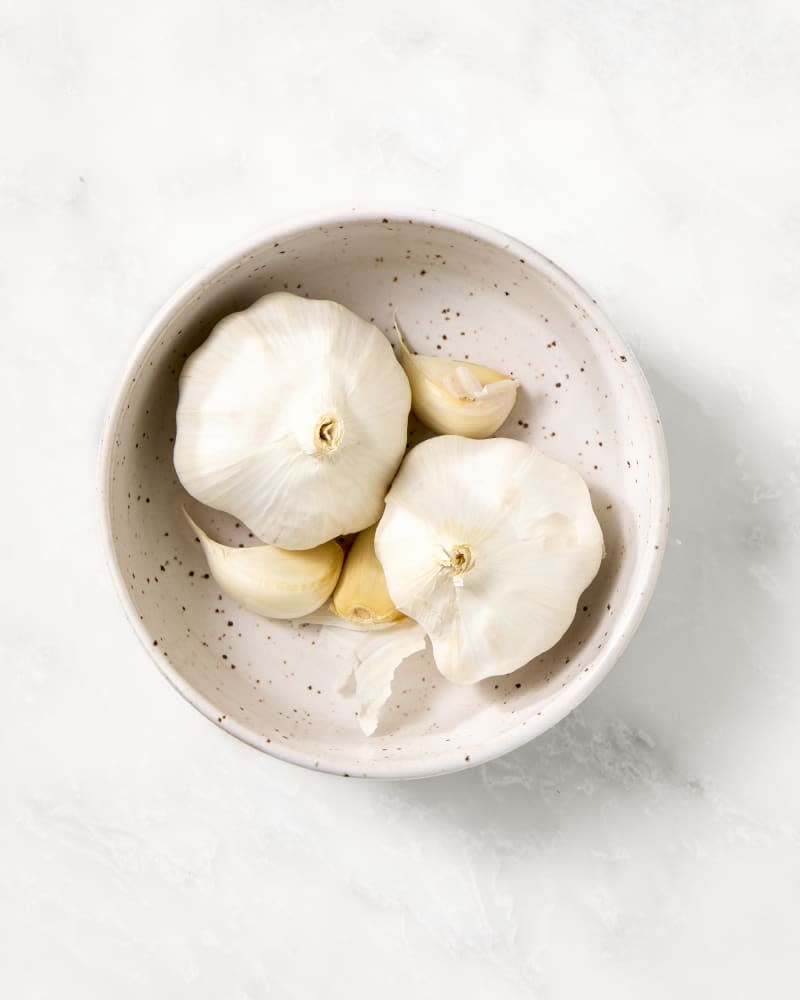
top-left (98, 208), bottom-right (669, 779)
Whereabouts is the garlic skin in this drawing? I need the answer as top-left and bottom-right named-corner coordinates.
top-left (374, 436), bottom-right (603, 684)
top-left (395, 321), bottom-right (518, 438)
top-left (175, 293), bottom-right (411, 549)
top-left (330, 524), bottom-right (404, 626)
top-left (185, 511), bottom-right (343, 620)
top-left (320, 619), bottom-right (427, 735)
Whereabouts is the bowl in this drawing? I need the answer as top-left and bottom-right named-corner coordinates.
top-left (98, 207), bottom-right (669, 779)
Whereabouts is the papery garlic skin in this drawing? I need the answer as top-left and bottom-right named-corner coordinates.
top-left (175, 293), bottom-right (411, 549)
top-left (374, 436), bottom-right (603, 684)
top-left (185, 512), bottom-right (343, 620)
top-left (330, 524), bottom-right (404, 626)
top-left (395, 322), bottom-right (518, 438)
top-left (320, 619), bottom-right (427, 735)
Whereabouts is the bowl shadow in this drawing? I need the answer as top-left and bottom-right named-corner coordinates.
top-left (362, 363), bottom-right (786, 836)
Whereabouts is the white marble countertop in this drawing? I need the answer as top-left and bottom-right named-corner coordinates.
top-left (4, 1), bottom-right (800, 996)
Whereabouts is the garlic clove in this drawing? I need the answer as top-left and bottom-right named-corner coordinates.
top-left (395, 320), bottom-right (518, 438)
top-left (374, 435), bottom-right (603, 684)
top-left (174, 293), bottom-right (411, 550)
top-left (184, 510), bottom-right (343, 620)
top-left (330, 524), bottom-right (404, 626)
top-left (320, 619), bottom-right (427, 735)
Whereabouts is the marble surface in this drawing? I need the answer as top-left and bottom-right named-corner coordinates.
top-left (3, 0), bottom-right (799, 995)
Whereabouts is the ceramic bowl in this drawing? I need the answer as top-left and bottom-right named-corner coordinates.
top-left (98, 208), bottom-right (669, 779)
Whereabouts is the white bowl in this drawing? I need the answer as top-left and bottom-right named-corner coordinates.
top-left (98, 208), bottom-right (669, 779)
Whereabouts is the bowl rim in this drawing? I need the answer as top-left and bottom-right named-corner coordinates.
top-left (97, 205), bottom-right (670, 780)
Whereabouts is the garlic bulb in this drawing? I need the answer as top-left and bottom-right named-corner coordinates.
top-left (175, 293), bottom-right (411, 549)
top-left (374, 436), bottom-right (603, 683)
top-left (185, 511), bottom-right (343, 620)
top-left (330, 524), bottom-right (404, 626)
top-left (395, 321), bottom-right (518, 438)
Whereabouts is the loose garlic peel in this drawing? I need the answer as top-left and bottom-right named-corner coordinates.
top-left (330, 524), bottom-right (404, 625)
top-left (320, 620), bottom-right (427, 735)
top-left (184, 511), bottom-right (343, 620)
top-left (374, 436), bottom-right (604, 684)
top-left (174, 293), bottom-right (411, 550)
top-left (394, 320), bottom-right (518, 438)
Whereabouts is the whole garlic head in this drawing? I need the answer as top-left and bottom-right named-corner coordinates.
top-left (395, 321), bottom-right (518, 438)
top-left (374, 435), bottom-right (603, 683)
top-left (175, 293), bottom-right (411, 549)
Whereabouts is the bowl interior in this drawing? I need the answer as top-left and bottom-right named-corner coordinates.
top-left (103, 213), bottom-right (666, 777)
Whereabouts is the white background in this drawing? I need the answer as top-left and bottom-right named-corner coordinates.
top-left (3, 1), bottom-right (800, 996)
